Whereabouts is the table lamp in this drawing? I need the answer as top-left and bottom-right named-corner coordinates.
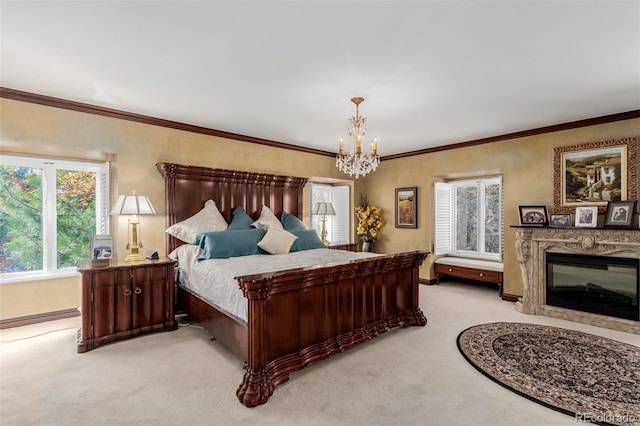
top-left (312, 202), bottom-right (336, 245)
top-left (111, 191), bottom-right (156, 261)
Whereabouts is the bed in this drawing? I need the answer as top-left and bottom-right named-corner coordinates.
top-left (156, 162), bottom-right (429, 407)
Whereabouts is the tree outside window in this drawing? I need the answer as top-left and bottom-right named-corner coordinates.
top-left (0, 156), bottom-right (108, 275)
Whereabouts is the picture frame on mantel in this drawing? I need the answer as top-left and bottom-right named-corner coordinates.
top-left (549, 213), bottom-right (572, 228)
top-left (518, 205), bottom-right (548, 226)
top-left (575, 206), bottom-right (598, 227)
top-left (553, 137), bottom-right (638, 214)
top-left (395, 187), bottom-right (417, 228)
top-left (604, 200), bottom-right (637, 228)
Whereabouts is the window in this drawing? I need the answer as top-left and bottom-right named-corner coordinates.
top-left (309, 183), bottom-right (350, 245)
top-left (434, 176), bottom-right (502, 261)
top-left (0, 155), bottom-right (109, 277)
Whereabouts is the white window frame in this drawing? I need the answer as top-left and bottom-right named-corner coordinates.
top-left (309, 183), bottom-right (350, 245)
top-left (1, 155), bottom-right (109, 281)
top-left (434, 176), bottom-right (503, 261)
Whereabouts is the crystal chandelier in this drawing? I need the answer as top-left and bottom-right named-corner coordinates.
top-left (335, 97), bottom-right (380, 178)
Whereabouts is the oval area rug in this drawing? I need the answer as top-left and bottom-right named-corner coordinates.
top-left (457, 322), bottom-right (640, 426)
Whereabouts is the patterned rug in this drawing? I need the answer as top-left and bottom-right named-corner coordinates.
top-left (457, 323), bottom-right (640, 426)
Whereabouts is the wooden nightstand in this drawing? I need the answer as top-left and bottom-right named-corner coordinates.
top-left (77, 258), bottom-right (177, 353)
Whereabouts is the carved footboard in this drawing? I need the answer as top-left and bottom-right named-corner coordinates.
top-left (235, 250), bottom-right (429, 407)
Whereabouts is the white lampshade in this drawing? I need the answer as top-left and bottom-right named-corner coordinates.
top-left (312, 202), bottom-right (336, 216)
top-left (110, 193), bottom-right (156, 216)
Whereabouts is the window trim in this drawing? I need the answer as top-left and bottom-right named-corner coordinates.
top-left (434, 176), bottom-right (503, 262)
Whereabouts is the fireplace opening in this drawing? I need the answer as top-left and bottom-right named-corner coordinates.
top-left (546, 252), bottom-right (639, 321)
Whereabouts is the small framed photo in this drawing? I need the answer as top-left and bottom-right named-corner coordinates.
top-left (549, 213), bottom-right (572, 228)
top-left (604, 201), bottom-right (636, 228)
top-left (395, 187), bottom-right (417, 228)
top-left (519, 206), bottom-right (548, 226)
top-left (90, 235), bottom-right (113, 260)
top-left (575, 206), bottom-right (598, 227)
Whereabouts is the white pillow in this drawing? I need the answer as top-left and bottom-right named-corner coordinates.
top-left (165, 199), bottom-right (228, 243)
top-left (257, 227), bottom-right (298, 255)
top-left (252, 205), bottom-right (284, 230)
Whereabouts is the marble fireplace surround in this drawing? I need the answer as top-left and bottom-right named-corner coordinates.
top-left (513, 226), bottom-right (640, 334)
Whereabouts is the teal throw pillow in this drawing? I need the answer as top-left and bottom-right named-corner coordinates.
top-left (227, 207), bottom-right (254, 230)
top-left (289, 229), bottom-right (326, 252)
top-left (194, 229), bottom-right (266, 259)
top-left (281, 211), bottom-right (308, 231)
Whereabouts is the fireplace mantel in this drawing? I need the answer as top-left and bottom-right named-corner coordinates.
top-left (512, 226), bottom-right (640, 334)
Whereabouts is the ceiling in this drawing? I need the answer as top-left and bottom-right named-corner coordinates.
top-left (1, 1), bottom-right (639, 157)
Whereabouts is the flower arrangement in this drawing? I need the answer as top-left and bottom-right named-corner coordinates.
top-left (355, 205), bottom-right (384, 242)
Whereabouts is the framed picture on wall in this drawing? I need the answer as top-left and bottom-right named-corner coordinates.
top-left (553, 137), bottom-right (638, 213)
top-left (395, 187), bottom-right (417, 228)
top-left (604, 200), bottom-right (636, 228)
top-left (575, 206), bottom-right (598, 227)
top-left (518, 205), bottom-right (548, 226)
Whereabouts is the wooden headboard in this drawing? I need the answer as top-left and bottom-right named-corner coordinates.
top-left (156, 162), bottom-right (308, 253)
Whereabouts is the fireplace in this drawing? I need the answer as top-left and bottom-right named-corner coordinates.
top-left (546, 252), bottom-right (639, 321)
top-left (513, 226), bottom-right (640, 334)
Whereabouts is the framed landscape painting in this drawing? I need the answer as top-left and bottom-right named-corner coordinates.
top-left (553, 137), bottom-right (638, 213)
top-left (395, 187), bottom-right (417, 228)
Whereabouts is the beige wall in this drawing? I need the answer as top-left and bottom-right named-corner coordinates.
top-left (1, 97), bottom-right (638, 319)
top-left (0, 98), bottom-right (357, 320)
top-left (365, 119), bottom-right (640, 296)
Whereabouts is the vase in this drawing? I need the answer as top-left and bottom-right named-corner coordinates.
top-left (362, 240), bottom-right (373, 252)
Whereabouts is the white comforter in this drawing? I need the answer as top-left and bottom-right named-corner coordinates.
top-left (169, 246), bottom-right (379, 323)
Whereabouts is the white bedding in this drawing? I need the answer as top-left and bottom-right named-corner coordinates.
top-left (169, 246), bottom-right (379, 323)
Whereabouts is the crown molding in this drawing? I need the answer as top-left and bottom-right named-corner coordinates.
top-left (382, 110), bottom-right (640, 161)
top-left (0, 87), bottom-right (335, 157)
top-left (2, 87), bottom-right (638, 161)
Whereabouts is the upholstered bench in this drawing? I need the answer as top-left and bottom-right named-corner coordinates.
top-left (434, 257), bottom-right (504, 296)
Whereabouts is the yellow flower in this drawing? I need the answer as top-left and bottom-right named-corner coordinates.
top-left (355, 205), bottom-right (384, 242)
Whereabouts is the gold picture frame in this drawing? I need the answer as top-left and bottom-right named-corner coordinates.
top-left (553, 137), bottom-right (638, 213)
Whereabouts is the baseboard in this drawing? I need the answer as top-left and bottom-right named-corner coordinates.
top-left (420, 278), bottom-right (437, 285)
top-left (501, 293), bottom-right (520, 302)
top-left (0, 308), bottom-right (80, 330)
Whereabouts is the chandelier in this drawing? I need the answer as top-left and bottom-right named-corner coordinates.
top-left (335, 97), bottom-right (380, 178)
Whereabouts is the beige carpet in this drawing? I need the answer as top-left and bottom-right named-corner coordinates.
top-left (1, 282), bottom-right (638, 426)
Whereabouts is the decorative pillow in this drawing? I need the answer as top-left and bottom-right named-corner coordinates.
top-left (289, 229), bottom-right (327, 252)
top-left (280, 211), bottom-right (308, 231)
top-left (227, 207), bottom-right (254, 230)
top-left (194, 229), bottom-right (266, 260)
top-left (252, 205), bottom-right (284, 230)
top-left (165, 199), bottom-right (228, 243)
top-left (257, 227), bottom-right (298, 255)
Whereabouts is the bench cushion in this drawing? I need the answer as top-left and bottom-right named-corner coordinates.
top-left (435, 257), bottom-right (503, 272)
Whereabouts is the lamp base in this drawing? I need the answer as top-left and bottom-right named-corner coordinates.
top-left (320, 216), bottom-right (330, 246)
top-left (125, 253), bottom-right (146, 262)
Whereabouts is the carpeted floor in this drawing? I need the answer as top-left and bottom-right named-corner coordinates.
top-left (457, 322), bottom-right (640, 426)
top-left (2, 282), bottom-right (639, 425)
